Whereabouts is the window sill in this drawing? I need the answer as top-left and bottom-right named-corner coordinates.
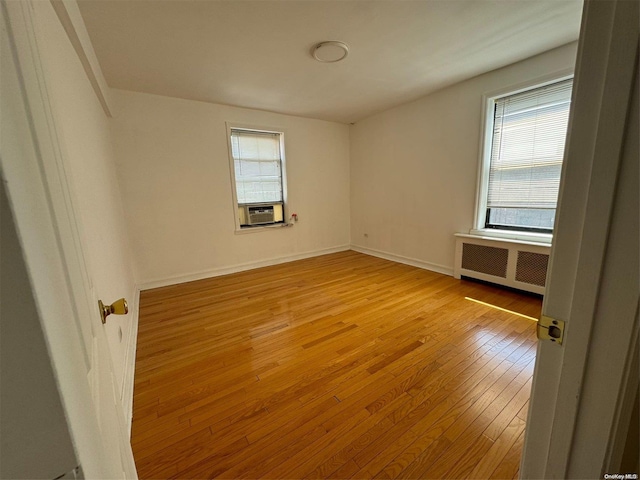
top-left (468, 228), bottom-right (552, 246)
top-left (234, 223), bottom-right (293, 234)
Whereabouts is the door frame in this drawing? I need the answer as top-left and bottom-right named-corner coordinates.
top-left (521, 0), bottom-right (639, 477)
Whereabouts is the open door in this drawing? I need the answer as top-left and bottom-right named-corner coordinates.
top-left (1, 1), bottom-right (137, 478)
top-left (522, 0), bottom-right (639, 477)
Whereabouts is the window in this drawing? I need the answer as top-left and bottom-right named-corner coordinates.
top-left (476, 78), bottom-right (573, 237)
top-left (228, 127), bottom-right (287, 228)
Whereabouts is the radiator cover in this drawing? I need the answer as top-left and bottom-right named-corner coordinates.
top-left (454, 234), bottom-right (551, 294)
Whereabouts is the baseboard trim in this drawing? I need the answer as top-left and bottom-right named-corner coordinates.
top-left (138, 245), bottom-right (351, 291)
top-left (120, 286), bottom-right (140, 437)
top-left (350, 245), bottom-right (454, 277)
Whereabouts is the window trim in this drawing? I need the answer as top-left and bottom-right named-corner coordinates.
top-left (225, 122), bottom-right (289, 232)
top-left (472, 70), bottom-right (574, 244)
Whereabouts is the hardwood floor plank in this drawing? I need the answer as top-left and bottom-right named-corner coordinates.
top-left (489, 428), bottom-right (526, 479)
top-left (483, 378), bottom-right (533, 441)
top-left (471, 416), bottom-right (527, 479)
top-left (302, 323), bottom-right (359, 349)
top-left (366, 340), bottom-right (425, 375)
top-left (208, 395), bottom-right (340, 479)
top-left (351, 426), bottom-right (420, 480)
top-left (403, 371), bottom-right (530, 479)
top-left (330, 459), bottom-right (360, 479)
top-left (134, 425), bottom-right (212, 477)
top-left (304, 418), bottom-right (395, 479)
top-left (442, 434), bottom-right (495, 479)
top-left (368, 328), bottom-right (536, 478)
top-left (259, 409), bottom-right (372, 479)
top-left (131, 251), bottom-right (542, 479)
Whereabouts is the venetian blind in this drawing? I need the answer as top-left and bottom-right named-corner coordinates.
top-left (230, 129), bottom-right (283, 204)
top-left (487, 78), bottom-right (573, 209)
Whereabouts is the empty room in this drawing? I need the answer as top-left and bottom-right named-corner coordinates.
top-left (1, 0), bottom-right (638, 479)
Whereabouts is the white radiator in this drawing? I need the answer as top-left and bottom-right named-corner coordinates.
top-left (454, 234), bottom-right (551, 295)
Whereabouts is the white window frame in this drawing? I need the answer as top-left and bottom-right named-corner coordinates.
top-left (226, 122), bottom-right (289, 233)
top-left (472, 70), bottom-right (574, 245)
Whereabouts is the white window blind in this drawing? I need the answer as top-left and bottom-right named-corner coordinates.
top-left (487, 79), bottom-right (572, 212)
top-left (231, 129), bottom-right (283, 204)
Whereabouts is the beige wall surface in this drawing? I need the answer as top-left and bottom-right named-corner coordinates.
top-left (111, 90), bottom-right (351, 286)
top-left (349, 42), bottom-right (578, 273)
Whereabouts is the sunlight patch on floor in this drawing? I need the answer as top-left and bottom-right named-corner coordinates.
top-left (464, 297), bottom-right (538, 322)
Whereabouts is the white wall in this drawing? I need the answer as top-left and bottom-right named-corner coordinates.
top-left (110, 91), bottom-right (351, 286)
top-left (32, 1), bottom-right (137, 395)
top-left (349, 42), bottom-right (578, 274)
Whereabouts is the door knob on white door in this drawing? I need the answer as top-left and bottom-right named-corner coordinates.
top-left (98, 298), bottom-right (128, 324)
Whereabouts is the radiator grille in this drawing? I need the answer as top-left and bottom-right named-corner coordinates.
top-left (516, 251), bottom-right (549, 286)
top-left (461, 243), bottom-right (509, 278)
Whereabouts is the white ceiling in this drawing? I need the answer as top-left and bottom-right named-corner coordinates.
top-left (77, 0), bottom-right (583, 124)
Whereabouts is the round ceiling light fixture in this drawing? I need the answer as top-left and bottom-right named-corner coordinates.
top-left (311, 41), bottom-right (349, 63)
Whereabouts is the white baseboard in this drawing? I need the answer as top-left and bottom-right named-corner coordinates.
top-left (120, 286), bottom-right (140, 437)
top-left (138, 245), bottom-right (351, 291)
top-left (350, 244), bottom-right (454, 277)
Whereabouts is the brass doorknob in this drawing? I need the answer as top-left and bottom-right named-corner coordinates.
top-left (98, 298), bottom-right (128, 324)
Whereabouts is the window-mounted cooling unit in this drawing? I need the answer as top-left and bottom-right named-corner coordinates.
top-left (246, 205), bottom-right (275, 225)
top-left (238, 203), bottom-right (284, 227)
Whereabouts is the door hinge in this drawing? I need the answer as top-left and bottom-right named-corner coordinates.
top-left (537, 315), bottom-right (565, 345)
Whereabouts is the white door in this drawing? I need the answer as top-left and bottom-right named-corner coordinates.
top-left (521, 0), bottom-right (639, 477)
top-left (1, 2), bottom-right (137, 478)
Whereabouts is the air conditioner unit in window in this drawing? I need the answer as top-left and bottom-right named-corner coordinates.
top-left (238, 203), bottom-right (284, 227)
top-left (247, 205), bottom-right (274, 225)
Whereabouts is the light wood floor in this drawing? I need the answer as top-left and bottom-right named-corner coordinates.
top-left (131, 250), bottom-right (542, 479)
